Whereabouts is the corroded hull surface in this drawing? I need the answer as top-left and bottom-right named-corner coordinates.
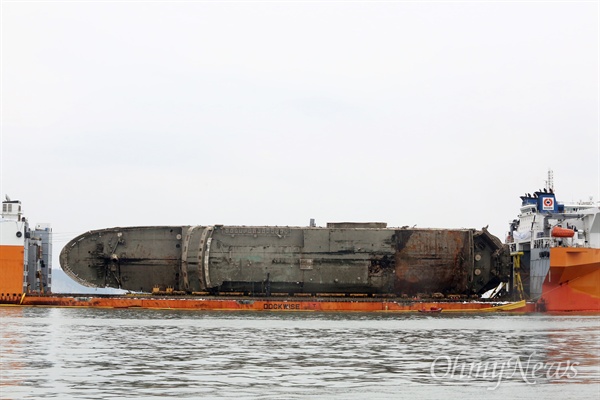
top-left (60, 225), bottom-right (510, 297)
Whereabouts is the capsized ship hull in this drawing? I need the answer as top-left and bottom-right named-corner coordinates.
top-left (60, 224), bottom-right (511, 299)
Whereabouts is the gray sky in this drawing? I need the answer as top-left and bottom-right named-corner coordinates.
top-left (1, 1), bottom-right (599, 271)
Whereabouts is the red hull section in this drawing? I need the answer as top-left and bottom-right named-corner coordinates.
top-left (540, 248), bottom-right (600, 312)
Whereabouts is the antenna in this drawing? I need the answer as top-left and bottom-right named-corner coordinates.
top-left (546, 169), bottom-right (554, 192)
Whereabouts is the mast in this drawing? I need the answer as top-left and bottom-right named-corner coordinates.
top-left (546, 169), bottom-right (554, 192)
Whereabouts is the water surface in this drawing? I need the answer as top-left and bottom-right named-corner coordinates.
top-left (1, 308), bottom-right (599, 399)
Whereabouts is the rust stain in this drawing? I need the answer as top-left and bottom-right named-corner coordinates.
top-left (394, 230), bottom-right (470, 296)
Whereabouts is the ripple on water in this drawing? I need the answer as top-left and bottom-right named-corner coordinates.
top-left (1, 309), bottom-right (599, 399)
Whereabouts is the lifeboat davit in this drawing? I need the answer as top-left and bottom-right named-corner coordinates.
top-left (551, 227), bottom-right (575, 238)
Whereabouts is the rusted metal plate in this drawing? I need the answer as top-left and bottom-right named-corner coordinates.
top-left (393, 229), bottom-right (471, 295)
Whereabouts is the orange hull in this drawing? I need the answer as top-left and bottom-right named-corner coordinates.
top-left (0, 245), bottom-right (24, 296)
top-left (0, 294), bottom-right (533, 313)
top-left (540, 247), bottom-right (600, 312)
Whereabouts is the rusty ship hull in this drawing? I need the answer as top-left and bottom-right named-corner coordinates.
top-left (59, 224), bottom-right (511, 299)
top-left (0, 195), bottom-right (526, 312)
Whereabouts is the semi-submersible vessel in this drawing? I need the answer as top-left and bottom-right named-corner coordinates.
top-left (1, 171), bottom-right (598, 312)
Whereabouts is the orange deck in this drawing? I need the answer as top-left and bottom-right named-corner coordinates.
top-left (1, 294), bottom-right (535, 313)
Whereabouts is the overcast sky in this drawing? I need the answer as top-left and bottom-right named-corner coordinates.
top-left (1, 1), bottom-right (598, 271)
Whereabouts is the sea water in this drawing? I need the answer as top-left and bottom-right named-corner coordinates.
top-left (1, 308), bottom-right (599, 399)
